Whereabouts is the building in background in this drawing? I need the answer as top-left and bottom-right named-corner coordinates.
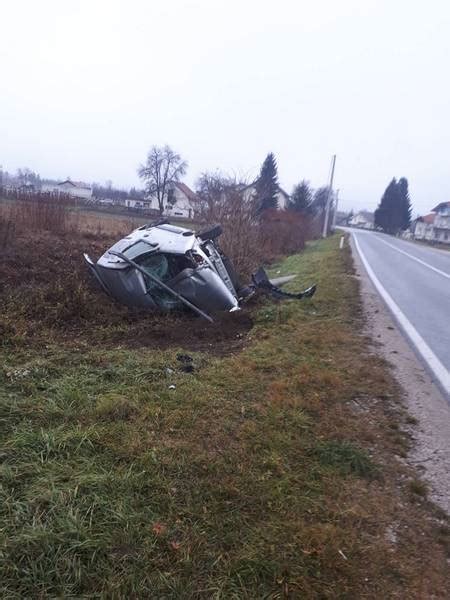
top-left (42, 179), bottom-right (92, 199)
top-left (348, 211), bottom-right (374, 229)
top-left (411, 202), bottom-right (450, 243)
top-left (145, 182), bottom-right (199, 218)
top-left (411, 213), bottom-right (435, 241)
top-left (431, 201), bottom-right (450, 243)
top-left (241, 182), bottom-right (290, 210)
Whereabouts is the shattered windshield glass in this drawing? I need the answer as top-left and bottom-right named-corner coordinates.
top-left (138, 253), bottom-right (188, 310)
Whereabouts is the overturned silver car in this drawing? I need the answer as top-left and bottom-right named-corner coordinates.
top-left (84, 221), bottom-right (316, 322)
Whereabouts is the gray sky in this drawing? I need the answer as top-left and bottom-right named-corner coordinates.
top-left (1, 0), bottom-right (449, 215)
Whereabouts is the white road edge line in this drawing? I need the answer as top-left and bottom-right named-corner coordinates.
top-left (353, 233), bottom-right (450, 396)
top-left (375, 236), bottom-right (450, 279)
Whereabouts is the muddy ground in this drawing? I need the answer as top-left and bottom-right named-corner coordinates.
top-left (0, 229), bottom-right (254, 354)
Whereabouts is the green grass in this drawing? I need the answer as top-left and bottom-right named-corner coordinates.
top-left (1, 235), bottom-right (448, 598)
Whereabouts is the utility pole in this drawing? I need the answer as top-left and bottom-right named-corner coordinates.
top-left (332, 188), bottom-right (340, 229)
top-left (322, 154), bottom-right (336, 238)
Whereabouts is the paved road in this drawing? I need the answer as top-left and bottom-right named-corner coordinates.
top-left (347, 229), bottom-right (450, 396)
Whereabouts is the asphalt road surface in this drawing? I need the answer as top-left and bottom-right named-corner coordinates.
top-left (347, 229), bottom-right (450, 397)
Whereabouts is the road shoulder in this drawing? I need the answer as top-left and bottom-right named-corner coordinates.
top-left (349, 233), bottom-right (450, 513)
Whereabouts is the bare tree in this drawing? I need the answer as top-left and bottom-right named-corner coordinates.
top-left (16, 167), bottom-right (41, 187)
top-left (138, 145), bottom-right (187, 214)
top-left (195, 171), bottom-right (238, 222)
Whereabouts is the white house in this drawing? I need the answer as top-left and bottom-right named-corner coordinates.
top-left (431, 201), bottom-right (450, 243)
top-left (125, 198), bottom-right (153, 210)
top-left (349, 211), bottom-right (374, 229)
top-left (145, 182), bottom-right (199, 219)
top-left (412, 213), bottom-right (435, 241)
top-left (57, 180), bottom-right (92, 199)
top-left (412, 202), bottom-right (450, 243)
top-left (241, 183), bottom-right (291, 209)
top-left (42, 179), bottom-right (92, 199)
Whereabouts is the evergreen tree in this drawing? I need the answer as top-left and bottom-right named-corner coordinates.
top-left (375, 177), bottom-right (412, 233)
top-left (255, 153), bottom-right (279, 212)
top-left (288, 180), bottom-right (313, 214)
top-left (397, 177), bottom-right (412, 230)
top-left (374, 178), bottom-right (397, 232)
top-left (311, 186), bottom-right (330, 215)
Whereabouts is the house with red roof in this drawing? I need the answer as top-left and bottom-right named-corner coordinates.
top-left (412, 213), bottom-right (436, 241)
top-left (431, 201), bottom-right (450, 243)
top-left (412, 201), bottom-right (450, 243)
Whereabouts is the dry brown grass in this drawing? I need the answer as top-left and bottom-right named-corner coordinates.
top-left (0, 195), bottom-right (146, 240)
top-left (1, 193), bottom-right (72, 233)
top-left (68, 210), bottom-right (145, 237)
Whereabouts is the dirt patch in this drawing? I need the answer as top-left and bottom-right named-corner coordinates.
top-left (109, 310), bottom-right (254, 354)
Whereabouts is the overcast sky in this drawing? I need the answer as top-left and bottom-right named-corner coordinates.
top-left (1, 0), bottom-right (449, 214)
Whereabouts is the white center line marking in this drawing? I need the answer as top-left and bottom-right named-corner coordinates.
top-left (375, 236), bottom-right (450, 279)
top-left (353, 234), bottom-right (450, 397)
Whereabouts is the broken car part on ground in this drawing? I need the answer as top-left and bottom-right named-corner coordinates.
top-left (84, 221), bottom-right (316, 322)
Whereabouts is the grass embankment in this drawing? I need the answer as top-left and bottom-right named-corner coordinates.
top-left (1, 236), bottom-right (448, 598)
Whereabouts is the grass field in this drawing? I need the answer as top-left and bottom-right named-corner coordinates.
top-left (1, 232), bottom-right (449, 598)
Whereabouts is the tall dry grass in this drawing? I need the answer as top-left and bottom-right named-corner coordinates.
top-left (0, 191), bottom-right (73, 234)
top-left (0, 190), bottom-right (143, 241)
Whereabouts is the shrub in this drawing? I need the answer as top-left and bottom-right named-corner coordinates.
top-left (196, 183), bottom-right (312, 279)
top-left (259, 209), bottom-right (309, 258)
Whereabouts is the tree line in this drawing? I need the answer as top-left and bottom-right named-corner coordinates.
top-left (2, 152), bottom-right (414, 237)
top-left (3, 146), bottom-right (335, 228)
top-left (138, 145), bottom-right (333, 223)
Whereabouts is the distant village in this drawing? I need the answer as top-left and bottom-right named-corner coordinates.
top-left (2, 176), bottom-right (196, 218)
top-left (2, 177), bottom-right (293, 221)
top-left (341, 204), bottom-right (450, 245)
top-left (2, 170), bottom-right (449, 245)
